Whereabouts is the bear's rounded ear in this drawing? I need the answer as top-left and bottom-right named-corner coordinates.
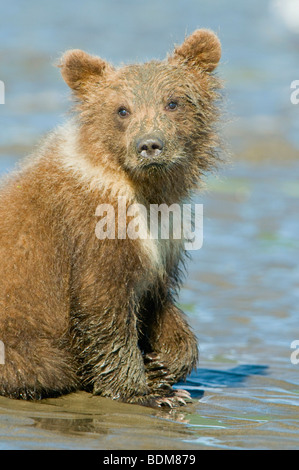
top-left (170, 29), bottom-right (221, 72)
top-left (58, 49), bottom-right (111, 91)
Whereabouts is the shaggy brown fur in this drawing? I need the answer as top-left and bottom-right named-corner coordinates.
top-left (0, 29), bottom-right (222, 407)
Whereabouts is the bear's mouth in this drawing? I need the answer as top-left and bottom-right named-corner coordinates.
top-left (143, 161), bottom-right (165, 169)
top-left (140, 161), bottom-right (170, 173)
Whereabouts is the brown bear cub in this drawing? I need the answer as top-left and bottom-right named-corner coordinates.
top-left (0, 30), bottom-right (222, 407)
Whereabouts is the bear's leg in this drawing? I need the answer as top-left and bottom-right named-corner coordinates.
top-left (71, 302), bottom-right (189, 408)
top-left (144, 302), bottom-right (198, 394)
top-left (0, 338), bottom-right (78, 399)
top-left (72, 304), bottom-right (155, 405)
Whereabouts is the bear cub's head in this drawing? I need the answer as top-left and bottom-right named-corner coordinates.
top-left (59, 30), bottom-right (222, 194)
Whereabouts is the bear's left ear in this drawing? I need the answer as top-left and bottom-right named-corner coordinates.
top-left (170, 29), bottom-right (221, 72)
top-left (58, 49), bottom-right (112, 92)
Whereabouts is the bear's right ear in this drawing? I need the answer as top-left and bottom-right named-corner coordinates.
top-left (170, 29), bottom-right (221, 73)
top-left (58, 49), bottom-right (111, 92)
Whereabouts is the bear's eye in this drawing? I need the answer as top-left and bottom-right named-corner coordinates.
top-left (166, 101), bottom-right (178, 111)
top-left (118, 107), bottom-right (130, 118)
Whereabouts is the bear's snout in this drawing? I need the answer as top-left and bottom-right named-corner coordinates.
top-left (136, 135), bottom-right (164, 159)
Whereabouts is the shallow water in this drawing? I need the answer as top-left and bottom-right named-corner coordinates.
top-left (1, 0), bottom-right (299, 451)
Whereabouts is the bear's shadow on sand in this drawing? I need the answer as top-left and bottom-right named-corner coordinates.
top-left (175, 364), bottom-right (268, 399)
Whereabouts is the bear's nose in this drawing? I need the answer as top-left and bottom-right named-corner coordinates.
top-left (136, 137), bottom-right (164, 158)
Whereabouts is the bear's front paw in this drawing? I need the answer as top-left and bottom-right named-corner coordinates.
top-left (143, 352), bottom-right (192, 407)
top-left (125, 388), bottom-right (192, 408)
top-left (154, 389), bottom-right (192, 408)
top-left (144, 352), bottom-right (175, 393)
